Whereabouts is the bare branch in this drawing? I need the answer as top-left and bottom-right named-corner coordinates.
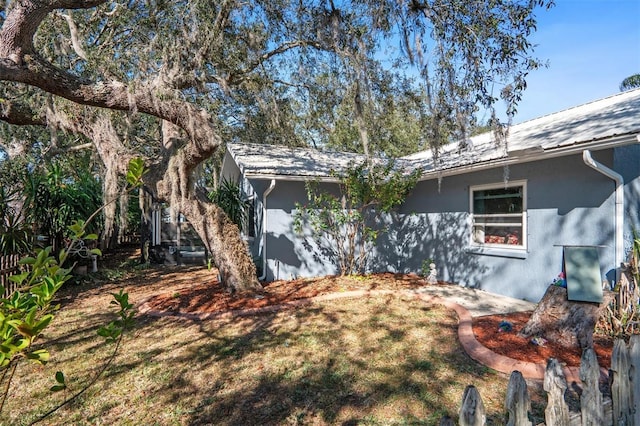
top-left (59, 12), bottom-right (88, 61)
top-left (227, 40), bottom-right (327, 85)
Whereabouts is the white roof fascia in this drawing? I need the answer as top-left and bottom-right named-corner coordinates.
top-left (416, 132), bottom-right (640, 181)
top-left (228, 144), bottom-right (246, 176)
top-left (240, 172), bottom-right (342, 183)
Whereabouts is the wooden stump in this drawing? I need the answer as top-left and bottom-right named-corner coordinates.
top-left (580, 348), bottom-right (604, 425)
top-left (518, 285), bottom-right (614, 349)
top-left (611, 339), bottom-right (633, 425)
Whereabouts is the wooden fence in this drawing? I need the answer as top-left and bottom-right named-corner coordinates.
top-left (0, 254), bottom-right (22, 298)
top-left (447, 335), bottom-right (639, 426)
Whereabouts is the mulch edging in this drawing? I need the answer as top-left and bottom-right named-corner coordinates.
top-left (137, 288), bottom-right (594, 383)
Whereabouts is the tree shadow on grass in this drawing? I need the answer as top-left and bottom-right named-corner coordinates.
top-left (11, 290), bottom-right (515, 426)
top-left (125, 296), bottom-right (508, 426)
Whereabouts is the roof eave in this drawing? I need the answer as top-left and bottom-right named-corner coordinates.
top-left (242, 172), bottom-right (341, 183)
top-left (417, 133), bottom-right (640, 181)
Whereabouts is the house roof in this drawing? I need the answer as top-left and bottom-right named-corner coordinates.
top-left (225, 89), bottom-right (640, 181)
top-left (404, 88), bottom-right (640, 178)
top-left (224, 143), bottom-right (383, 181)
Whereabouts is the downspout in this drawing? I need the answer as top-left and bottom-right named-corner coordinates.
top-left (582, 150), bottom-right (623, 285)
top-left (258, 180), bottom-right (276, 281)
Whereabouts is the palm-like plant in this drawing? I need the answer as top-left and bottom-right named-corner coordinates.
top-left (208, 179), bottom-right (247, 230)
top-left (22, 164), bottom-right (102, 252)
top-left (0, 186), bottom-right (31, 255)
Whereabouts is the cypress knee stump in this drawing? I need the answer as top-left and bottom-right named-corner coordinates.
top-left (518, 285), bottom-right (614, 349)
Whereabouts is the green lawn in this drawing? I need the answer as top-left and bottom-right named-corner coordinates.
top-left (1, 274), bottom-right (539, 425)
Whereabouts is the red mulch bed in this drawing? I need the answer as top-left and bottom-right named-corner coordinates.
top-left (141, 272), bottom-right (430, 314)
top-left (473, 311), bottom-right (613, 367)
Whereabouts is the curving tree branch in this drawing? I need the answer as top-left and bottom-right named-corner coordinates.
top-left (0, 0), bottom-right (105, 62)
top-left (0, 0), bottom-right (219, 159)
top-left (0, 99), bottom-right (46, 125)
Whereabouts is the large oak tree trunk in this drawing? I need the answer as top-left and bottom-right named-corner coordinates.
top-left (147, 176), bottom-right (261, 293)
top-left (179, 199), bottom-right (262, 293)
top-left (153, 123), bottom-right (263, 294)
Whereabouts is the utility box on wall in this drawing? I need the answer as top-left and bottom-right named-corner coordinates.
top-left (563, 246), bottom-right (604, 303)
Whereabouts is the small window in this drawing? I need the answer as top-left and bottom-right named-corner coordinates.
top-left (241, 197), bottom-right (256, 239)
top-left (245, 200), bottom-right (256, 238)
top-left (470, 181), bottom-right (526, 249)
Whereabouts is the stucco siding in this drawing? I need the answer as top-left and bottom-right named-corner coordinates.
top-left (244, 147), bottom-right (637, 303)
top-left (615, 144), bottom-right (640, 257)
top-left (254, 180), bottom-right (342, 281)
top-left (381, 151), bottom-right (618, 302)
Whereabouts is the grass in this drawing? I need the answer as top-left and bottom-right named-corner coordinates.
top-left (1, 276), bottom-right (528, 425)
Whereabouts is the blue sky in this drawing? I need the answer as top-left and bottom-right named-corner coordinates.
top-left (502, 0), bottom-right (640, 124)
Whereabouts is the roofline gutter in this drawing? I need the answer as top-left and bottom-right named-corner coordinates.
top-left (258, 179), bottom-right (276, 281)
top-left (582, 150), bottom-right (624, 285)
top-left (240, 173), bottom-right (342, 183)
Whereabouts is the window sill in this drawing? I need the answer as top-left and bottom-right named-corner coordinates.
top-left (466, 245), bottom-right (528, 259)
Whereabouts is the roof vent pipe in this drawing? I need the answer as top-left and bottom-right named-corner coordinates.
top-left (582, 150), bottom-right (624, 285)
top-left (258, 180), bottom-right (276, 281)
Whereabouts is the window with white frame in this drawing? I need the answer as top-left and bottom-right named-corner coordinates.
top-left (470, 181), bottom-right (526, 248)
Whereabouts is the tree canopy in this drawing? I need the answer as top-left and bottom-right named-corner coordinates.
top-left (0, 0), bottom-right (554, 291)
top-left (620, 74), bottom-right (640, 92)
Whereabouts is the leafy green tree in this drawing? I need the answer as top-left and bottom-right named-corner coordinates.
top-left (322, 73), bottom-right (430, 157)
top-left (295, 161), bottom-right (421, 275)
top-left (0, 0), bottom-right (553, 292)
top-left (22, 163), bottom-right (102, 253)
top-left (620, 74), bottom-right (640, 92)
top-left (0, 158), bottom-right (144, 420)
top-left (0, 124), bottom-right (112, 254)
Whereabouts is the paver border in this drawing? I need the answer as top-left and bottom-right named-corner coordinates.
top-left (138, 288), bottom-right (595, 383)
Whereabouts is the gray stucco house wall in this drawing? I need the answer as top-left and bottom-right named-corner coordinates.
top-left (379, 148), bottom-right (639, 302)
top-left (221, 89), bottom-right (640, 302)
